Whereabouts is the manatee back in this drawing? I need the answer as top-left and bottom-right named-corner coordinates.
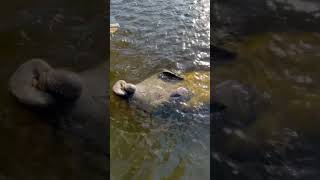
top-left (130, 71), bottom-right (210, 113)
top-left (214, 80), bottom-right (265, 127)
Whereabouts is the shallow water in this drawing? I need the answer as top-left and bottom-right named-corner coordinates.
top-left (0, 1), bottom-right (107, 179)
top-left (110, 0), bottom-right (210, 179)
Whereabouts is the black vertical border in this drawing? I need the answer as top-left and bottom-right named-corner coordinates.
top-left (105, 0), bottom-right (111, 178)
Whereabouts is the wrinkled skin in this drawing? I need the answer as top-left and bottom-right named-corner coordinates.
top-left (8, 59), bottom-right (108, 155)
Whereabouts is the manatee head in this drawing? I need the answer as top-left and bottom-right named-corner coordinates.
top-left (35, 69), bottom-right (83, 101)
top-left (112, 70), bottom-right (185, 100)
top-left (9, 59), bottom-right (83, 108)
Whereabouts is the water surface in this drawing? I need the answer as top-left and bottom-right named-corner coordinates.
top-left (110, 0), bottom-right (210, 179)
top-left (214, 1), bottom-right (320, 179)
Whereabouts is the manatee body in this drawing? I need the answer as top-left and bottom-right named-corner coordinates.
top-left (213, 80), bottom-right (266, 128)
top-left (113, 70), bottom-right (210, 115)
top-left (9, 59), bottom-right (108, 154)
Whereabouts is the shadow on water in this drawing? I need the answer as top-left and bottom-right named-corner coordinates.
top-left (0, 1), bottom-right (107, 180)
top-left (214, 1), bottom-right (320, 179)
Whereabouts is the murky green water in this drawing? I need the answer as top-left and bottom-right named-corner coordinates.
top-left (0, 1), bottom-right (107, 179)
top-left (214, 1), bottom-right (320, 179)
top-left (110, 0), bottom-right (210, 179)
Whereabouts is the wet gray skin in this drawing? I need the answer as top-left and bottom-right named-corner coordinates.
top-left (213, 80), bottom-right (266, 128)
top-left (8, 59), bottom-right (108, 154)
top-left (112, 70), bottom-right (193, 113)
top-left (9, 59), bottom-right (83, 107)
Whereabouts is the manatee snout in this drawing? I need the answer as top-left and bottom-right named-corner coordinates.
top-left (9, 59), bottom-right (83, 108)
top-left (37, 69), bottom-right (83, 101)
top-left (112, 80), bottom-right (136, 98)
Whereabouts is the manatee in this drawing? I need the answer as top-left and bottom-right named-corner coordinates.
top-left (9, 59), bottom-right (83, 108)
top-left (113, 70), bottom-right (210, 115)
top-left (213, 80), bottom-right (266, 128)
top-left (8, 59), bottom-right (108, 154)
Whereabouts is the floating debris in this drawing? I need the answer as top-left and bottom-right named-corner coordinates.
top-left (110, 17), bottom-right (120, 34)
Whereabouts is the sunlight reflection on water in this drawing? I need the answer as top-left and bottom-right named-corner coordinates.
top-left (110, 0), bottom-right (210, 179)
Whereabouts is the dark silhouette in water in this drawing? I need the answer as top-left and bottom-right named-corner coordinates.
top-left (213, 46), bottom-right (237, 63)
top-left (8, 59), bottom-right (108, 156)
top-left (214, 0), bottom-right (320, 34)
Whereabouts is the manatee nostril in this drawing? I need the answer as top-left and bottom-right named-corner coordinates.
top-left (124, 83), bottom-right (136, 95)
top-left (31, 70), bottom-right (45, 90)
top-left (34, 70), bottom-right (50, 91)
top-left (120, 81), bottom-right (125, 88)
top-left (31, 70), bottom-right (40, 87)
top-left (171, 93), bottom-right (182, 97)
top-left (31, 78), bottom-right (38, 88)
